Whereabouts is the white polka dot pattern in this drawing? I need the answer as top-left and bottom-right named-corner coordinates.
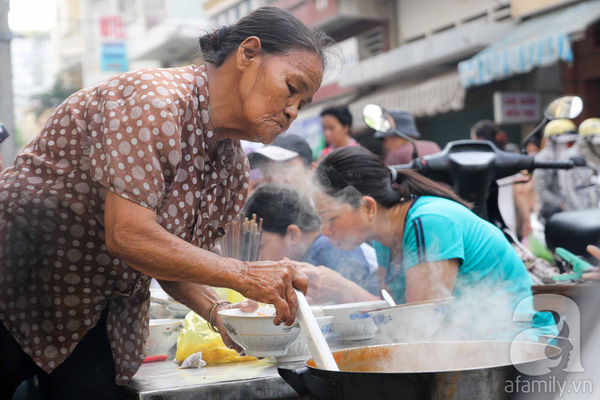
top-left (0, 65), bottom-right (250, 384)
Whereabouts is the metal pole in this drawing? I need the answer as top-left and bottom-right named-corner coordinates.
top-left (0, 0), bottom-right (17, 169)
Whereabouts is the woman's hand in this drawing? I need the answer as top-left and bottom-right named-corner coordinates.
top-left (212, 300), bottom-right (258, 355)
top-left (581, 245), bottom-right (600, 280)
top-left (236, 260), bottom-right (308, 326)
top-left (291, 259), bottom-right (378, 304)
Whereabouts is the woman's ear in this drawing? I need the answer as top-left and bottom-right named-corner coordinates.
top-left (361, 196), bottom-right (378, 218)
top-left (236, 36), bottom-right (262, 71)
top-left (285, 224), bottom-right (303, 245)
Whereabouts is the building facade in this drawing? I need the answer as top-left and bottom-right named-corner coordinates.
top-left (52, 0), bottom-right (209, 89)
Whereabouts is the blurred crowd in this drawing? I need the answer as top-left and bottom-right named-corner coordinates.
top-left (240, 104), bottom-right (600, 303)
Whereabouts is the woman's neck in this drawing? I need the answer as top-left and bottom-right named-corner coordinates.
top-left (373, 201), bottom-right (413, 251)
top-left (334, 136), bottom-right (352, 148)
top-left (205, 63), bottom-right (244, 140)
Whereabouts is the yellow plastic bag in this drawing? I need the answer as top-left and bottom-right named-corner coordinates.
top-left (175, 288), bottom-right (256, 365)
top-left (213, 287), bottom-right (247, 304)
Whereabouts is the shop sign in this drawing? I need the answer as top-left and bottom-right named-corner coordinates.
top-left (100, 15), bottom-right (128, 72)
top-left (494, 92), bottom-right (540, 124)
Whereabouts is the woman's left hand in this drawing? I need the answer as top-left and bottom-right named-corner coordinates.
top-left (212, 300), bottom-right (258, 355)
top-left (289, 259), bottom-right (378, 304)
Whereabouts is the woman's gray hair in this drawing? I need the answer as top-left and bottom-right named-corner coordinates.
top-left (199, 6), bottom-right (333, 67)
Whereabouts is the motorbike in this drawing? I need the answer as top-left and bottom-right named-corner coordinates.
top-left (363, 96), bottom-right (600, 274)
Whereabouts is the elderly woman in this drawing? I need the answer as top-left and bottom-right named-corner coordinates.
top-left (0, 7), bottom-right (330, 399)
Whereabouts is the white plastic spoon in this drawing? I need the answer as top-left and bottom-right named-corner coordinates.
top-left (294, 289), bottom-right (339, 371)
top-left (381, 289), bottom-right (396, 307)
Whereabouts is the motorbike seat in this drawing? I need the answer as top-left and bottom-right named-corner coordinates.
top-left (545, 209), bottom-right (600, 259)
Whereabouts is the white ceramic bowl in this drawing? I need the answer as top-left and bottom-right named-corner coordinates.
top-left (165, 305), bottom-right (191, 319)
top-left (149, 303), bottom-right (177, 319)
top-left (322, 300), bottom-right (388, 340)
top-left (146, 319), bottom-right (184, 356)
top-left (276, 316), bottom-right (334, 363)
top-left (367, 298), bottom-right (453, 343)
top-left (150, 288), bottom-right (191, 318)
top-left (218, 306), bottom-right (302, 357)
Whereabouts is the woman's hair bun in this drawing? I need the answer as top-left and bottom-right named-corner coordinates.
top-left (200, 26), bottom-right (230, 53)
top-left (212, 26), bottom-right (230, 50)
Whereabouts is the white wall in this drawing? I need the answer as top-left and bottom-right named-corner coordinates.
top-left (397, 0), bottom-right (510, 43)
top-left (52, 0), bottom-right (83, 87)
top-left (11, 33), bottom-right (55, 142)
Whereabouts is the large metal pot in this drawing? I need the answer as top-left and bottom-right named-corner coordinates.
top-left (278, 341), bottom-right (561, 400)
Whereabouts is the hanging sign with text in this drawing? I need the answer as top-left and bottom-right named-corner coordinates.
top-left (99, 15), bottom-right (128, 72)
top-left (494, 92), bottom-right (540, 124)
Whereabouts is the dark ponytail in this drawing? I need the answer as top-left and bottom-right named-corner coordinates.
top-left (199, 7), bottom-right (333, 67)
top-left (314, 146), bottom-right (470, 209)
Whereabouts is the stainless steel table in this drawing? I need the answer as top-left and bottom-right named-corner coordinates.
top-left (124, 335), bottom-right (392, 400)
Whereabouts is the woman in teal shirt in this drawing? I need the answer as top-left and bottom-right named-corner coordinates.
top-left (312, 146), bottom-right (555, 341)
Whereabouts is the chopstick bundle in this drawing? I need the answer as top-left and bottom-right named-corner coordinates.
top-left (221, 213), bottom-right (263, 262)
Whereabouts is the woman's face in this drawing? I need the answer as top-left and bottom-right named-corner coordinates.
top-left (312, 190), bottom-right (371, 251)
top-left (238, 49), bottom-right (324, 144)
top-left (321, 115), bottom-right (350, 148)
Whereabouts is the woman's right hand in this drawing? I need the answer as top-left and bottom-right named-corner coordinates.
top-left (236, 260), bottom-right (308, 326)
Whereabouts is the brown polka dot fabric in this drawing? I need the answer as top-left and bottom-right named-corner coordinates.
top-left (0, 65), bottom-right (250, 384)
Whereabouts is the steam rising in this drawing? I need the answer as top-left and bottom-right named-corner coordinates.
top-left (443, 283), bottom-right (523, 341)
top-left (249, 166), bottom-right (550, 347)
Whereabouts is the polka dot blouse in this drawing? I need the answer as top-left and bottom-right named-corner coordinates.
top-left (0, 65), bottom-right (250, 384)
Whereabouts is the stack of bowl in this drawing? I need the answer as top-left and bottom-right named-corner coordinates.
top-left (366, 297), bottom-right (454, 342)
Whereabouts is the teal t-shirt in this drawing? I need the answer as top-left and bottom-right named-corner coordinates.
top-left (376, 196), bottom-right (556, 341)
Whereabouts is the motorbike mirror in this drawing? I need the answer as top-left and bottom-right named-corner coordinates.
top-left (543, 95), bottom-right (583, 120)
top-left (363, 104), bottom-right (395, 132)
top-left (570, 156), bottom-right (587, 167)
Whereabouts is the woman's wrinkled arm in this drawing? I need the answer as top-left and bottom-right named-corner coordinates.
top-left (404, 259), bottom-right (458, 303)
top-left (104, 191), bottom-right (308, 325)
